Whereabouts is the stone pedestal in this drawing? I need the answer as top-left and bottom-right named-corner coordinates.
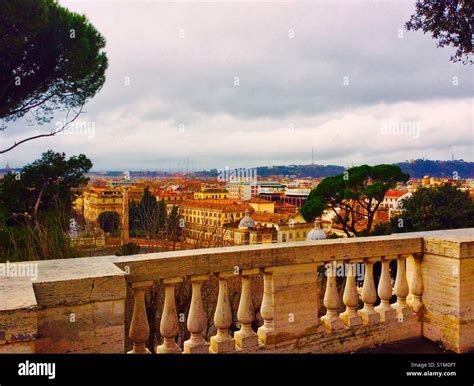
top-left (258, 263), bottom-right (320, 345)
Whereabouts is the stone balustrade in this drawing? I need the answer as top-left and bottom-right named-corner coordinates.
top-left (1, 229), bottom-right (473, 354)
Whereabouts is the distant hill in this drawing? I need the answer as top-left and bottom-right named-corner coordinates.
top-left (396, 159), bottom-right (474, 179)
top-left (192, 159), bottom-right (474, 179)
top-left (256, 164), bottom-right (345, 178)
top-left (192, 164), bottom-right (345, 179)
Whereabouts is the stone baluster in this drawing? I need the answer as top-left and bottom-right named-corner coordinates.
top-left (156, 277), bottom-right (183, 354)
top-left (128, 281), bottom-right (153, 354)
top-left (210, 272), bottom-right (235, 353)
top-left (321, 261), bottom-right (344, 330)
top-left (392, 255), bottom-right (412, 320)
top-left (358, 259), bottom-right (380, 325)
top-left (340, 262), bottom-right (362, 327)
top-left (257, 269), bottom-right (274, 345)
top-left (235, 268), bottom-right (259, 350)
top-left (407, 253), bottom-right (423, 313)
top-left (183, 275), bottom-right (210, 353)
top-left (374, 257), bottom-right (397, 322)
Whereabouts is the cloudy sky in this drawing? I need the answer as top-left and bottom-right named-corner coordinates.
top-left (1, 0), bottom-right (472, 171)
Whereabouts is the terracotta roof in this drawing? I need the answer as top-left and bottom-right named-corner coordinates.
top-left (86, 187), bottom-right (122, 194)
top-left (275, 202), bottom-right (297, 208)
top-left (251, 212), bottom-right (291, 224)
top-left (156, 191), bottom-right (185, 196)
top-left (182, 199), bottom-right (253, 212)
top-left (199, 188), bottom-right (229, 193)
top-left (385, 190), bottom-right (409, 198)
top-left (246, 198), bottom-right (273, 204)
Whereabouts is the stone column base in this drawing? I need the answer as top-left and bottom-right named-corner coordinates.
top-left (235, 330), bottom-right (259, 350)
top-left (209, 336), bottom-right (235, 353)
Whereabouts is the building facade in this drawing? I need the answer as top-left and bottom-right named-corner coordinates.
top-left (83, 188), bottom-right (124, 223)
top-left (251, 212), bottom-right (312, 242)
top-left (180, 200), bottom-right (278, 246)
top-left (194, 186), bottom-right (229, 200)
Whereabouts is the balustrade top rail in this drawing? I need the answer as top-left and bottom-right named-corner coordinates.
top-left (111, 233), bottom-right (424, 283)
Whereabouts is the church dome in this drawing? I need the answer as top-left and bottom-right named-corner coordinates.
top-left (238, 210), bottom-right (255, 229)
top-left (306, 217), bottom-right (327, 240)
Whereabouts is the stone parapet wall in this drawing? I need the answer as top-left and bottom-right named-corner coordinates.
top-left (415, 229), bottom-right (474, 353)
top-left (270, 317), bottom-right (422, 353)
top-left (1, 228), bottom-right (473, 354)
top-left (0, 257), bottom-right (126, 353)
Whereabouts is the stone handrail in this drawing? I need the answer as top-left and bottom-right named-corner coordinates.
top-left (111, 233), bottom-right (423, 282)
top-left (1, 228), bottom-right (473, 354)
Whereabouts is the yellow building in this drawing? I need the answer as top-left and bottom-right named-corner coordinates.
top-left (181, 199), bottom-right (277, 246)
top-left (247, 197), bottom-right (275, 213)
top-left (181, 199), bottom-right (250, 246)
top-left (83, 188), bottom-right (124, 223)
top-left (82, 185), bottom-right (193, 224)
top-left (251, 212), bottom-right (312, 242)
top-left (193, 186), bottom-right (229, 200)
top-left (182, 199), bottom-right (251, 228)
top-left (156, 190), bottom-right (194, 205)
top-left (73, 196), bottom-right (84, 215)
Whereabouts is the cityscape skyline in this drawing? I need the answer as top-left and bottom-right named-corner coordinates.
top-left (3, 156), bottom-right (473, 176)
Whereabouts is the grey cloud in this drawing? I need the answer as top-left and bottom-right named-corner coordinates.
top-left (1, 1), bottom-right (472, 170)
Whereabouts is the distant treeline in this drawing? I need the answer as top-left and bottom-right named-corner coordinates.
top-left (191, 159), bottom-right (474, 179)
top-left (396, 159), bottom-right (474, 179)
top-left (256, 164), bottom-right (345, 178)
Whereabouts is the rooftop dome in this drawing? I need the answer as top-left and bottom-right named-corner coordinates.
top-left (306, 217), bottom-right (327, 240)
top-left (238, 209), bottom-right (255, 229)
